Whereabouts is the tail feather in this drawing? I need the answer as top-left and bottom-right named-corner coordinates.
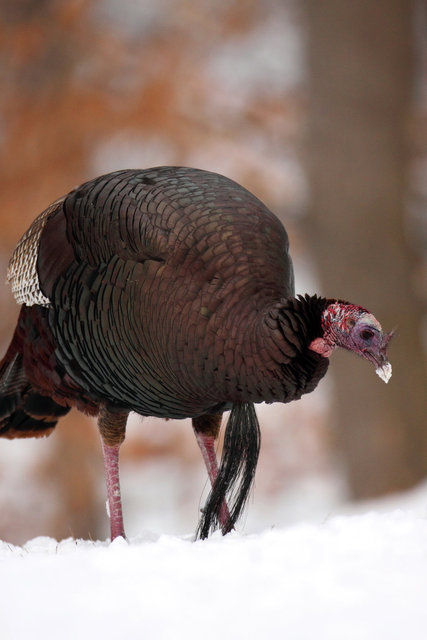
top-left (0, 333), bottom-right (69, 439)
top-left (0, 352), bottom-right (27, 416)
top-left (197, 402), bottom-right (261, 539)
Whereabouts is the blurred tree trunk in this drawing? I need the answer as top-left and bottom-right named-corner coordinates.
top-left (305, 0), bottom-right (427, 498)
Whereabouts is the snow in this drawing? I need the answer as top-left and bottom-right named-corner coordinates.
top-left (2, 495), bottom-right (427, 639)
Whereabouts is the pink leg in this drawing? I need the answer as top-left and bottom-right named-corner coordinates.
top-left (101, 440), bottom-right (126, 540)
top-left (98, 405), bottom-right (128, 541)
top-left (194, 426), bottom-right (232, 533)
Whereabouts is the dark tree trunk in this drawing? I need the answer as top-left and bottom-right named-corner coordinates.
top-left (305, 0), bottom-right (427, 497)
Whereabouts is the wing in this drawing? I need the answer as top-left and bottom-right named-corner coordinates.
top-left (7, 197), bottom-right (65, 307)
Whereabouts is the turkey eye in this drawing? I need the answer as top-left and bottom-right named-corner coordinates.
top-left (360, 329), bottom-right (374, 341)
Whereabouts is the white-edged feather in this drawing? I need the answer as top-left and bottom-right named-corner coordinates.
top-left (7, 198), bottom-right (64, 307)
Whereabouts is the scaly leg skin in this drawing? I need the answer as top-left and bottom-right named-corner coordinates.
top-left (98, 405), bottom-right (128, 541)
top-left (193, 414), bottom-right (232, 534)
top-left (101, 440), bottom-right (125, 540)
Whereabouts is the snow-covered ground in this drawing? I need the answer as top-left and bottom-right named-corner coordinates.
top-left (2, 486), bottom-right (427, 640)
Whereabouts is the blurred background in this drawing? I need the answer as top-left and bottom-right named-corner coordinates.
top-left (0, 0), bottom-right (425, 543)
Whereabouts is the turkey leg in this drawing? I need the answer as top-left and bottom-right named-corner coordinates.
top-left (192, 413), bottom-right (232, 534)
top-left (98, 405), bottom-right (129, 541)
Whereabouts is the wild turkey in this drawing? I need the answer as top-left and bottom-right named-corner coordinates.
top-left (0, 167), bottom-right (393, 540)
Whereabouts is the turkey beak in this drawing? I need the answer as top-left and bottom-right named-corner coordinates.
top-left (371, 329), bottom-right (394, 384)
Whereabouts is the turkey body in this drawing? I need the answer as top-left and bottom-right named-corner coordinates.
top-left (1, 166), bottom-right (337, 539)
top-left (7, 167), bottom-right (327, 424)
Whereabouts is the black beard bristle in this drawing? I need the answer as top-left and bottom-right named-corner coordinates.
top-left (196, 402), bottom-right (261, 540)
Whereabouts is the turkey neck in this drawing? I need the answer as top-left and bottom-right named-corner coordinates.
top-left (225, 294), bottom-right (330, 406)
top-left (176, 293), bottom-right (331, 410)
